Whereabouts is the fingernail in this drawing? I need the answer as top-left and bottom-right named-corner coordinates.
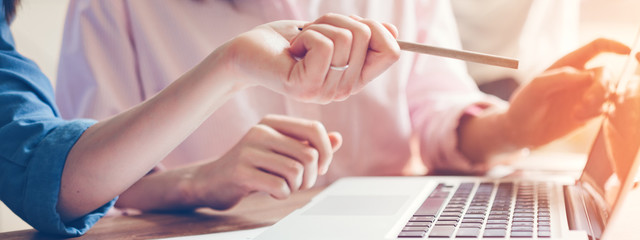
top-left (350, 15), bottom-right (363, 20)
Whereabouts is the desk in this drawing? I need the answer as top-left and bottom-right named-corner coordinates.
top-left (0, 188), bottom-right (322, 240)
top-left (3, 152), bottom-right (639, 239)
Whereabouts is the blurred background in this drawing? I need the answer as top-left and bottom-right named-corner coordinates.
top-left (2, 0), bottom-right (640, 233)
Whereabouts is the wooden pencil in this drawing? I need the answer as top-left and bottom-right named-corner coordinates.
top-left (397, 40), bottom-right (519, 69)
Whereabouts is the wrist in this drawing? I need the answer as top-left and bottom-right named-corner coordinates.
top-left (199, 40), bottom-right (255, 95)
top-left (217, 35), bottom-right (260, 90)
top-left (459, 105), bottom-right (521, 163)
top-left (171, 166), bottom-right (204, 208)
top-left (493, 111), bottom-right (524, 152)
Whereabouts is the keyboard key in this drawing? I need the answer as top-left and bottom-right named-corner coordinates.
top-left (410, 216), bottom-right (434, 222)
top-left (464, 214), bottom-right (485, 219)
top-left (406, 221), bottom-right (430, 227)
top-left (486, 219), bottom-right (508, 224)
top-left (483, 229), bottom-right (506, 238)
top-left (538, 221), bottom-right (551, 226)
top-left (538, 226), bottom-right (551, 231)
top-left (429, 225), bottom-right (455, 238)
top-left (459, 223), bottom-right (482, 228)
top-left (511, 226), bottom-right (534, 232)
top-left (398, 231), bottom-right (425, 238)
top-left (485, 224), bottom-right (507, 229)
top-left (488, 215), bottom-right (509, 220)
top-left (456, 227), bottom-right (480, 238)
top-left (489, 210), bottom-right (508, 215)
top-left (435, 220), bottom-right (458, 226)
top-left (440, 212), bottom-right (461, 217)
top-left (402, 226), bottom-right (428, 232)
top-left (438, 217), bottom-right (460, 221)
top-left (511, 221), bottom-right (533, 227)
top-left (513, 212), bottom-right (534, 217)
top-left (415, 198), bottom-right (446, 216)
top-left (513, 217), bottom-right (534, 222)
top-left (510, 231), bottom-right (533, 238)
top-left (462, 219), bottom-right (484, 223)
top-left (466, 210), bottom-right (486, 214)
top-left (538, 231), bottom-right (552, 238)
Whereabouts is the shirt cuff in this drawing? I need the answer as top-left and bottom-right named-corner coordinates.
top-left (23, 119), bottom-right (116, 236)
top-left (422, 95), bottom-right (510, 175)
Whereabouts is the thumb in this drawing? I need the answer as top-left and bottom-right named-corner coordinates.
top-left (328, 131), bottom-right (343, 152)
top-left (267, 20), bottom-right (307, 43)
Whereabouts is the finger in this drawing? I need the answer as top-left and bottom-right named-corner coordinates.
top-left (260, 115), bottom-right (334, 175)
top-left (328, 131), bottom-right (343, 152)
top-left (574, 67), bottom-right (609, 120)
top-left (259, 127), bottom-right (321, 189)
top-left (381, 22), bottom-right (399, 39)
top-left (549, 38), bottom-right (630, 70)
top-left (245, 169), bottom-right (291, 199)
top-left (350, 18), bottom-right (400, 95)
top-left (636, 52), bottom-right (640, 62)
top-left (534, 67), bottom-right (595, 97)
top-left (312, 13), bottom-right (372, 99)
top-left (249, 150), bottom-right (305, 191)
top-left (289, 29), bottom-right (333, 100)
top-left (301, 24), bottom-right (353, 101)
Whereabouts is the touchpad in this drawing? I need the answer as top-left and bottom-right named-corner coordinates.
top-left (303, 195), bottom-right (409, 216)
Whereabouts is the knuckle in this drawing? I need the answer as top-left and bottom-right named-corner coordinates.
top-left (307, 120), bottom-right (326, 133)
top-left (269, 179), bottom-right (290, 199)
top-left (261, 114), bottom-right (277, 123)
top-left (318, 13), bottom-right (337, 22)
top-left (285, 161), bottom-right (305, 178)
top-left (246, 124), bottom-right (271, 140)
top-left (235, 168), bottom-right (254, 192)
top-left (318, 37), bottom-right (334, 52)
top-left (236, 148), bottom-right (257, 162)
top-left (299, 147), bottom-right (319, 165)
top-left (334, 28), bottom-right (353, 46)
top-left (353, 22), bottom-right (372, 40)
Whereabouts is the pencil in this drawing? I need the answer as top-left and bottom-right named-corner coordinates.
top-left (397, 40), bottom-right (519, 69)
top-left (296, 27), bottom-right (518, 69)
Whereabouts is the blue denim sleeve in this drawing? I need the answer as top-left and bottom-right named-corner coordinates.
top-left (0, 120), bottom-right (117, 237)
top-left (0, 13), bottom-right (116, 236)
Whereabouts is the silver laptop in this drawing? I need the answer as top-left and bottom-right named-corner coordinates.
top-left (254, 49), bottom-right (640, 240)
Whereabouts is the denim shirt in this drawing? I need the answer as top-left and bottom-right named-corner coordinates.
top-left (0, 6), bottom-right (115, 236)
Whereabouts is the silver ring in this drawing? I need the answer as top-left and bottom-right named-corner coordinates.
top-left (330, 64), bottom-right (349, 71)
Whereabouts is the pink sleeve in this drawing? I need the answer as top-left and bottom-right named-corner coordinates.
top-left (56, 0), bottom-right (142, 120)
top-left (406, 0), bottom-right (507, 174)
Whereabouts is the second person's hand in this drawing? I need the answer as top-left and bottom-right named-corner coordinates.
top-left (505, 38), bottom-right (631, 148)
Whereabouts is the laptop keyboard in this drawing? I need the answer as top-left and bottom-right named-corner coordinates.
top-left (398, 182), bottom-right (552, 238)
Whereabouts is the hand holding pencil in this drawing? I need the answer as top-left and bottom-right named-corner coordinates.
top-left (231, 13), bottom-right (518, 105)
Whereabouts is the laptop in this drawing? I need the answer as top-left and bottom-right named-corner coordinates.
top-left (254, 46), bottom-right (640, 240)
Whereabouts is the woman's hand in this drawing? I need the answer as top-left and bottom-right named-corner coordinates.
top-left (227, 13), bottom-right (400, 103)
top-left (505, 38), bottom-right (631, 148)
top-left (188, 115), bottom-right (342, 210)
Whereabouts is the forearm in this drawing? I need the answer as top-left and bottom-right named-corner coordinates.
top-left (114, 166), bottom-right (201, 212)
top-left (457, 108), bottom-right (521, 164)
top-left (58, 44), bottom-right (243, 222)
